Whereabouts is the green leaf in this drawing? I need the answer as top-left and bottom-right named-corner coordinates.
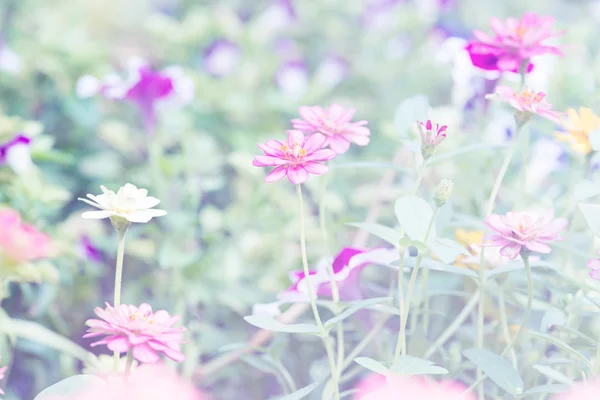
top-left (531, 365), bottom-right (573, 386)
top-left (346, 223), bottom-right (402, 248)
top-left (579, 203), bottom-right (600, 236)
top-left (413, 259), bottom-right (478, 279)
top-left (324, 298), bottom-right (391, 330)
top-left (523, 384), bottom-right (569, 397)
top-left (527, 331), bottom-right (592, 368)
top-left (463, 348), bottom-right (524, 395)
top-left (430, 238), bottom-right (470, 264)
top-left (395, 196), bottom-right (436, 244)
top-left (34, 375), bottom-right (105, 399)
top-left (244, 316), bottom-right (320, 335)
top-left (395, 95), bottom-right (430, 134)
top-left (354, 357), bottom-right (389, 375)
top-left (574, 180), bottom-right (600, 202)
top-left (277, 383), bottom-right (318, 400)
top-left (391, 356), bottom-right (448, 376)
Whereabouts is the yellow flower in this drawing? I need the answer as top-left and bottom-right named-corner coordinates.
top-left (453, 229), bottom-right (484, 270)
top-left (554, 107), bottom-right (600, 154)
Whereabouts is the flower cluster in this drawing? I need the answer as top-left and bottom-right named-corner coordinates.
top-left (466, 13), bottom-right (563, 73)
top-left (84, 303), bottom-right (186, 364)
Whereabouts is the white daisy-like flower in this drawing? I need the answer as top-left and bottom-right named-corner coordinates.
top-left (78, 183), bottom-right (166, 223)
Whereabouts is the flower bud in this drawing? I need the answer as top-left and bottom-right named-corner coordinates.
top-left (434, 179), bottom-right (454, 207)
top-left (419, 120), bottom-right (448, 160)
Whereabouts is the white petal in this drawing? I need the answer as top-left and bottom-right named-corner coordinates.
top-left (78, 198), bottom-right (104, 210)
top-left (137, 196), bottom-right (160, 209)
top-left (6, 144), bottom-right (33, 174)
top-left (87, 194), bottom-right (110, 209)
top-left (76, 75), bottom-right (100, 98)
top-left (81, 210), bottom-right (113, 219)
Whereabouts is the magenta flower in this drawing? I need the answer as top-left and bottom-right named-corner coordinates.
top-left (587, 252), bottom-right (600, 280)
top-left (0, 134), bottom-right (33, 175)
top-left (76, 57), bottom-right (193, 133)
top-left (0, 363), bottom-right (6, 395)
top-left (0, 208), bottom-right (56, 263)
top-left (354, 375), bottom-right (475, 400)
top-left (466, 13), bottom-right (563, 73)
top-left (487, 86), bottom-right (563, 125)
top-left (253, 131), bottom-right (336, 184)
top-left (419, 120), bottom-right (447, 147)
top-left (292, 104), bottom-right (371, 154)
top-left (84, 303), bottom-right (185, 364)
top-left (484, 210), bottom-right (567, 259)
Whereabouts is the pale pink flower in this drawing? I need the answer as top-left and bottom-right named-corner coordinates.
top-left (0, 209), bottom-right (57, 263)
top-left (553, 379), bottom-right (600, 400)
top-left (467, 13), bottom-right (563, 73)
top-left (485, 210), bottom-right (567, 259)
top-left (587, 251), bottom-right (600, 280)
top-left (56, 364), bottom-right (210, 400)
top-left (291, 104), bottom-right (371, 154)
top-left (419, 120), bottom-right (448, 147)
top-left (487, 86), bottom-right (563, 125)
top-left (354, 375), bottom-right (475, 400)
top-left (0, 363), bottom-right (6, 395)
top-left (253, 131), bottom-right (336, 184)
top-left (84, 303), bottom-right (185, 364)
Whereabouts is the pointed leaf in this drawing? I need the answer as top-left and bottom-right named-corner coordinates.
top-left (463, 348), bottom-right (523, 395)
top-left (391, 356), bottom-right (448, 376)
top-left (395, 196), bottom-right (436, 244)
top-left (35, 375), bottom-right (105, 399)
top-left (277, 383), bottom-right (319, 400)
top-left (531, 365), bottom-right (573, 386)
top-left (346, 223), bottom-right (402, 248)
top-left (244, 316), bottom-right (320, 334)
top-left (395, 95), bottom-right (430, 134)
top-left (430, 238), bottom-right (470, 264)
top-left (324, 298), bottom-right (391, 329)
top-left (523, 384), bottom-right (569, 396)
top-left (354, 357), bottom-right (389, 375)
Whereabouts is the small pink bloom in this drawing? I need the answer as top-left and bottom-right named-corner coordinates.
top-left (487, 86), bottom-right (563, 124)
top-left (553, 379), bottom-right (600, 400)
top-left (419, 120), bottom-right (448, 147)
top-left (253, 131), bottom-right (336, 184)
top-left (0, 209), bottom-right (57, 263)
top-left (587, 252), bottom-right (600, 280)
top-left (354, 375), bottom-right (475, 400)
top-left (84, 303), bottom-right (186, 364)
top-left (0, 364), bottom-right (6, 395)
top-left (484, 210), bottom-right (567, 259)
top-left (291, 104), bottom-right (371, 154)
top-left (466, 13), bottom-right (563, 73)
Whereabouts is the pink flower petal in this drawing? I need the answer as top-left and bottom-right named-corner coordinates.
top-left (303, 161), bottom-right (329, 175)
top-left (287, 165), bottom-right (309, 184)
top-left (265, 165), bottom-right (288, 183)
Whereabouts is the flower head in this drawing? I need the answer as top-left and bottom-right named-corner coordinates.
top-left (485, 210), bottom-right (567, 259)
top-left (554, 108), bottom-right (600, 155)
top-left (253, 131), bottom-right (336, 184)
top-left (291, 104), bottom-right (371, 154)
top-left (0, 133), bottom-right (33, 175)
top-left (78, 183), bottom-right (166, 225)
top-left (354, 375), bottom-right (475, 400)
top-left (0, 209), bottom-right (56, 263)
top-left (466, 13), bottom-right (563, 73)
top-left (76, 57), bottom-right (193, 132)
top-left (553, 379), bottom-right (600, 400)
top-left (419, 120), bottom-right (447, 159)
top-left (84, 303), bottom-right (185, 364)
top-left (587, 251), bottom-right (600, 280)
top-left (487, 86), bottom-right (562, 125)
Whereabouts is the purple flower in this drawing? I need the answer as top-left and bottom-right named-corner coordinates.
top-left (80, 234), bottom-right (103, 263)
top-left (0, 134), bottom-right (33, 175)
top-left (314, 55), bottom-right (349, 90)
top-left (275, 60), bottom-right (308, 99)
top-left (76, 57), bottom-right (194, 133)
top-left (203, 39), bottom-right (241, 77)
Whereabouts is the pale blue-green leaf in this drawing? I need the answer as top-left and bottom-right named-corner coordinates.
top-left (400, 138), bottom-right (422, 153)
top-left (427, 143), bottom-right (509, 165)
top-left (324, 298), bottom-right (391, 329)
top-left (527, 331), bottom-right (592, 368)
top-left (391, 356), bottom-right (448, 376)
top-left (244, 316), bottom-right (320, 334)
top-left (277, 383), bottom-right (319, 400)
top-left (463, 348), bottom-right (524, 394)
top-left (354, 357), bottom-right (389, 375)
top-left (540, 309), bottom-right (567, 333)
top-left (430, 238), bottom-right (470, 264)
top-left (531, 365), bottom-right (574, 386)
top-left (579, 203), bottom-right (600, 236)
top-left (589, 128), bottom-right (600, 151)
top-left (34, 375), bottom-right (105, 399)
top-left (574, 180), bottom-right (600, 202)
top-left (523, 384), bottom-right (570, 396)
top-left (404, 258), bottom-right (478, 279)
top-left (484, 260), bottom-right (554, 280)
top-left (346, 223), bottom-right (402, 248)
top-left (395, 95), bottom-right (430, 134)
top-left (395, 196), bottom-right (436, 244)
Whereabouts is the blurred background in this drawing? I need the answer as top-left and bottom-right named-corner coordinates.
top-left (1, 0), bottom-right (600, 398)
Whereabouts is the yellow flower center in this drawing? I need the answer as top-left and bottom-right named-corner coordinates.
top-left (280, 142), bottom-right (307, 165)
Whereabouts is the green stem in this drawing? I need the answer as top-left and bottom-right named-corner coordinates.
top-left (124, 350), bottom-right (134, 380)
top-left (113, 229), bottom-right (127, 372)
top-left (296, 184), bottom-right (340, 400)
top-left (392, 246), bottom-right (406, 364)
top-left (422, 268), bottom-right (430, 334)
top-left (498, 287), bottom-right (518, 369)
top-left (397, 207), bottom-right (439, 359)
top-left (413, 162), bottom-right (427, 195)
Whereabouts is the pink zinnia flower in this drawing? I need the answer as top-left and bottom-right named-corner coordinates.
top-left (487, 86), bottom-right (563, 125)
top-left (84, 303), bottom-right (186, 364)
top-left (354, 375), bottom-right (475, 400)
top-left (0, 209), bottom-right (56, 263)
top-left (466, 13), bottom-right (563, 73)
top-left (0, 363), bottom-right (6, 395)
top-left (485, 210), bottom-right (567, 259)
top-left (419, 120), bottom-right (447, 147)
top-left (291, 104), bottom-right (371, 154)
top-left (553, 379), bottom-right (600, 400)
top-left (587, 251), bottom-right (600, 280)
top-left (253, 131), bottom-right (336, 184)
